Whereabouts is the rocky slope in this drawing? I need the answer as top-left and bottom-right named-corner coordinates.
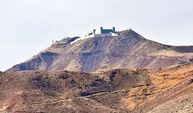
top-left (1, 64), bottom-right (193, 113)
top-left (8, 29), bottom-right (193, 72)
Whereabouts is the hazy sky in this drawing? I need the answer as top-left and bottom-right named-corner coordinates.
top-left (0, 0), bottom-right (193, 71)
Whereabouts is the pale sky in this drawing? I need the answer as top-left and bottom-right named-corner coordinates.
top-left (0, 0), bottom-right (193, 71)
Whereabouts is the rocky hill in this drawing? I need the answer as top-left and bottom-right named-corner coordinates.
top-left (1, 64), bottom-right (193, 113)
top-left (8, 29), bottom-right (193, 72)
top-left (2, 28), bottom-right (193, 113)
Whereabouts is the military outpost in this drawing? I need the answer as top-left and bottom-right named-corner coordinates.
top-left (87, 27), bottom-right (118, 37)
top-left (52, 27), bottom-right (118, 46)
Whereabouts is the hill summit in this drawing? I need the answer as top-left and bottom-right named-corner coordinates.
top-left (8, 28), bottom-right (193, 72)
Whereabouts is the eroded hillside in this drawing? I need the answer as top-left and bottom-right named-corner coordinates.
top-left (1, 64), bottom-right (193, 113)
top-left (8, 30), bottom-right (193, 72)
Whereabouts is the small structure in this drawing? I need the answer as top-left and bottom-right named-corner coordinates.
top-left (94, 27), bottom-right (117, 37)
top-left (100, 27), bottom-right (116, 34)
top-left (93, 29), bottom-right (96, 35)
top-left (86, 27), bottom-right (118, 37)
top-left (87, 29), bottom-right (96, 37)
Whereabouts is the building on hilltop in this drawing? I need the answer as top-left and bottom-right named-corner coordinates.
top-left (100, 27), bottom-right (116, 34)
top-left (93, 27), bottom-right (117, 37)
top-left (86, 27), bottom-right (118, 37)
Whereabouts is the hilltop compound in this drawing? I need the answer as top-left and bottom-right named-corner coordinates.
top-left (87, 27), bottom-right (118, 37)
